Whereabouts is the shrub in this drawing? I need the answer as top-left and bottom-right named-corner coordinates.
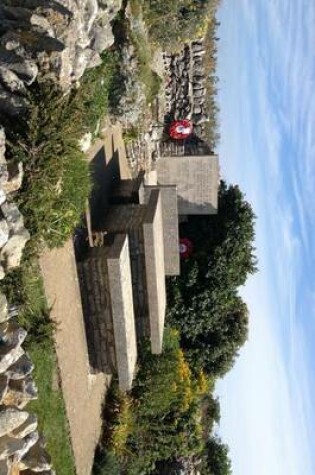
top-left (142, 0), bottom-right (220, 49)
top-left (95, 329), bottom-right (211, 475)
top-left (4, 81), bottom-right (90, 248)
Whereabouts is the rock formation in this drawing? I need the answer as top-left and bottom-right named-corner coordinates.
top-left (0, 0), bottom-right (122, 96)
top-left (0, 127), bottom-right (29, 279)
top-left (0, 294), bottom-right (55, 474)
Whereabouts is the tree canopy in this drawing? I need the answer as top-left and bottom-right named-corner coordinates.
top-left (203, 436), bottom-right (232, 475)
top-left (167, 181), bottom-right (257, 377)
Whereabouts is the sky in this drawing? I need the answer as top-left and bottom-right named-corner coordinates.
top-left (216, 1), bottom-right (315, 474)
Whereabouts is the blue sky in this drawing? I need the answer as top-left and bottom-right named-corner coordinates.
top-left (216, 1), bottom-right (315, 473)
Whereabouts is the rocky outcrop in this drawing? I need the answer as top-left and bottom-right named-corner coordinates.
top-left (0, 0), bottom-right (121, 96)
top-left (163, 39), bottom-right (209, 139)
top-left (0, 127), bottom-right (30, 279)
top-left (0, 294), bottom-right (55, 475)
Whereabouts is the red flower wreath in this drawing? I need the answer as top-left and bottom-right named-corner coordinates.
top-left (179, 238), bottom-right (193, 259)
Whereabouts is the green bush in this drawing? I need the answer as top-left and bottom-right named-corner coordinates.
top-left (167, 181), bottom-right (256, 377)
top-left (95, 330), bottom-right (210, 475)
top-left (142, 0), bottom-right (220, 49)
top-left (4, 81), bottom-right (90, 248)
top-left (93, 449), bottom-right (120, 475)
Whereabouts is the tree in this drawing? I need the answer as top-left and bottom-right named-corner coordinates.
top-left (167, 181), bottom-right (256, 377)
top-left (203, 436), bottom-right (232, 475)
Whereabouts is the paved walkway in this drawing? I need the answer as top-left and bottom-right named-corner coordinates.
top-left (40, 241), bottom-right (110, 475)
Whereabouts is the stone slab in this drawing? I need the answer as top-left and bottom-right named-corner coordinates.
top-left (142, 189), bottom-right (166, 354)
top-left (107, 234), bottom-right (137, 392)
top-left (157, 155), bottom-right (219, 215)
top-left (140, 185), bottom-right (180, 276)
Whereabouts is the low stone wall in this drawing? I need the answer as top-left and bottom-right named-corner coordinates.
top-left (0, 127), bottom-right (54, 474)
top-left (140, 184), bottom-right (180, 276)
top-left (0, 295), bottom-right (54, 475)
top-left (78, 235), bottom-right (137, 391)
top-left (143, 189), bottom-right (166, 354)
top-left (0, 128), bottom-right (29, 279)
top-left (107, 234), bottom-right (137, 392)
top-left (163, 39), bottom-right (208, 139)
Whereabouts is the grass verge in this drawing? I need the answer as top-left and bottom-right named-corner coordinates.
top-left (0, 253), bottom-right (76, 475)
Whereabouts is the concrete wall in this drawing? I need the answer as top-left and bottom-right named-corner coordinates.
top-left (107, 234), bottom-right (137, 392)
top-left (78, 235), bottom-right (137, 391)
top-left (140, 185), bottom-right (180, 276)
top-left (157, 155), bottom-right (219, 215)
top-left (143, 189), bottom-right (166, 354)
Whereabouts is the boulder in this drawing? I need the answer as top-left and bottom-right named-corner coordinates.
top-left (0, 293), bottom-right (8, 323)
top-left (0, 408), bottom-right (29, 438)
top-left (0, 50), bottom-right (38, 85)
top-left (0, 229), bottom-right (30, 271)
top-left (0, 345), bottom-right (25, 375)
top-left (9, 414), bottom-right (37, 439)
top-left (2, 376), bottom-right (38, 409)
top-left (2, 162), bottom-right (24, 195)
top-left (0, 84), bottom-right (28, 117)
top-left (0, 375), bottom-right (8, 402)
top-left (6, 353), bottom-right (34, 380)
top-left (0, 460), bottom-right (9, 475)
top-left (18, 439), bottom-right (52, 472)
top-left (0, 431), bottom-right (38, 462)
top-left (0, 67), bottom-right (26, 94)
top-left (0, 220), bottom-right (9, 248)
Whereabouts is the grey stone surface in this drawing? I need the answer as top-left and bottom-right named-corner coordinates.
top-left (6, 353), bottom-right (34, 380)
top-left (140, 185), bottom-right (180, 276)
top-left (9, 414), bottom-right (38, 439)
top-left (157, 155), bottom-right (219, 215)
top-left (0, 409), bottom-right (29, 438)
top-left (0, 293), bottom-right (8, 323)
top-left (107, 234), bottom-right (137, 391)
top-left (142, 189), bottom-right (166, 354)
top-left (0, 220), bottom-right (9, 248)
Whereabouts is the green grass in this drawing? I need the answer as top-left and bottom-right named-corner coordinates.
top-left (28, 341), bottom-right (75, 475)
top-left (3, 51), bottom-right (123, 250)
top-left (0, 254), bottom-right (76, 475)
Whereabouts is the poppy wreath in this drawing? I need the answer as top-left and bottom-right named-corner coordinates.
top-left (179, 237), bottom-right (193, 258)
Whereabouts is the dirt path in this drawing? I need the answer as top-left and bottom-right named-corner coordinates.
top-left (39, 125), bottom-right (131, 475)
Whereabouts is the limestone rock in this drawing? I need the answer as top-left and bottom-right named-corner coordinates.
top-left (0, 321), bottom-right (27, 345)
top-left (6, 353), bottom-right (34, 380)
top-left (2, 376), bottom-right (38, 409)
top-left (0, 189), bottom-right (6, 206)
top-left (0, 230), bottom-right (30, 271)
top-left (0, 460), bottom-right (9, 475)
top-left (9, 414), bottom-right (37, 439)
top-left (0, 128), bottom-right (5, 164)
top-left (2, 162), bottom-right (24, 195)
top-left (0, 431), bottom-right (38, 462)
top-left (0, 293), bottom-right (8, 323)
top-left (0, 220), bottom-right (9, 248)
top-left (0, 84), bottom-right (28, 117)
top-left (0, 67), bottom-right (26, 94)
top-left (0, 408), bottom-right (29, 438)
top-left (0, 375), bottom-right (8, 401)
top-left (18, 439), bottom-right (52, 472)
top-left (0, 344), bottom-right (25, 376)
